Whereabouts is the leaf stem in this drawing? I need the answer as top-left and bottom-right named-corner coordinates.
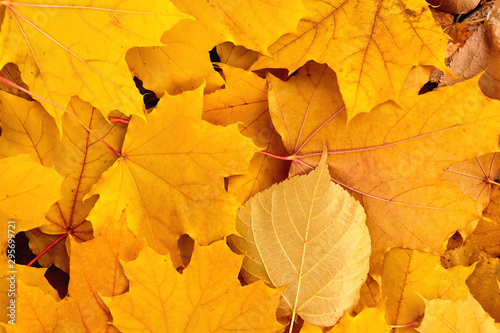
top-left (487, 179), bottom-right (500, 186)
top-left (260, 150), bottom-right (295, 160)
top-left (288, 312), bottom-right (296, 333)
top-left (109, 116), bottom-right (130, 124)
top-left (0, 76), bottom-right (122, 157)
top-left (27, 233), bottom-right (68, 267)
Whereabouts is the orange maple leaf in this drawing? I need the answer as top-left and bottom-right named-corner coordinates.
top-left (86, 85), bottom-right (258, 264)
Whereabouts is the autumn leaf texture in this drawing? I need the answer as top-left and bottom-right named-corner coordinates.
top-left (2, 0), bottom-right (500, 332)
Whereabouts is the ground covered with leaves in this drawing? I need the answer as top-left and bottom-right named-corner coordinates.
top-left (1, 0), bottom-right (500, 332)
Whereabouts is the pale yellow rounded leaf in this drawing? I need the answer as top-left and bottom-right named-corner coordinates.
top-left (231, 149), bottom-right (371, 328)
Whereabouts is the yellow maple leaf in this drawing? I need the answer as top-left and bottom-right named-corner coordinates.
top-left (53, 214), bottom-right (142, 332)
top-left (417, 293), bottom-right (500, 333)
top-left (126, 0), bottom-right (306, 99)
top-left (252, 0), bottom-right (449, 120)
top-left (326, 300), bottom-right (390, 333)
top-left (216, 42), bottom-right (259, 70)
top-left (0, 0), bottom-right (189, 126)
top-left (0, 90), bottom-right (58, 162)
top-left (171, 0), bottom-right (306, 55)
top-left (203, 64), bottom-right (290, 203)
top-left (0, 154), bottom-right (62, 231)
top-left (86, 85), bottom-right (259, 263)
top-left (265, 61), bottom-right (500, 275)
top-left (0, 92), bottom-right (126, 270)
top-left (203, 64), bottom-right (270, 144)
top-left (382, 248), bottom-right (475, 332)
top-left (300, 322), bottom-right (324, 333)
top-left (126, 17), bottom-right (222, 98)
top-left (0, 264), bottom-right (59, 330)
top-left (8, 265), bottom-right (59, 300)
top-left (126, 43), bottom-right (224, 97)
top-left (105, 241), bottom-right (284, 333)
top-left (2, 279), bottom-right (59, 333)
top-left (41, 97), bottom-right (126, 239)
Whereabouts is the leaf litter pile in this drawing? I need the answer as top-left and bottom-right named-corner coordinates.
top-left (1, 0), bottom-right (500, 332)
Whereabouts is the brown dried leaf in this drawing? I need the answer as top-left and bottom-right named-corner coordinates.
top-left (430, 8), bottom-right (472, 46)
top-left (439, 26), bottom-right (491, 87)
top-left (427, 0), bottom-right (481, 14)
top-left (0, 63), bottom-right (32, 100)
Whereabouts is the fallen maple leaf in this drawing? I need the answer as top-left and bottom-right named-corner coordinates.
top-left (86, 85), bottom-right (259, 264)
top-left (203, 64), bottom-right (270, 144)
top-left (3, 213), bottom-right (141, 332)
top-left (126, 42), bottom-right (224, 97)
top-left (51, 214), bottom-right (142, 332)
top-left (0, 0), bottom-right (189, 127)
top-left (0, 90), bottom-right (58, 162)
top-left (265, 61), bottom-right (500, 276)
top-left (216, 42), bottom-right (259, 70)
top-left (127, 0), bottom-right (306, 99)
top-left (417, 293), bottom-right (500, 332)
top-left (0, 154), bottom-right (62, 232)
top-left (251, 0), bottom-right (449, 120)
top-left (41, 97), bottom-right (126, 240)
top-left (2, 279), bottom-right (59, 333)
top-left (203, 64), bottom-right (290, 203)
top-left (105, 241), bottom-right (284, 333)
top-left (170, 0), bottom-right (306, 56)
top-left (0, 91), bottom-right (126, 270)
top-left (382, 248), bottom-right (475, 332)
top-left (230, 149), bottom-right (371, 328)
top-left (326, 300), bottom-right (389, 333)
top-left (0, 264), bottom-right (59, 331)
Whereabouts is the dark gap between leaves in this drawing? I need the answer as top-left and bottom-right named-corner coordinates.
top-left (133, 76), bottom-right (159, 109)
